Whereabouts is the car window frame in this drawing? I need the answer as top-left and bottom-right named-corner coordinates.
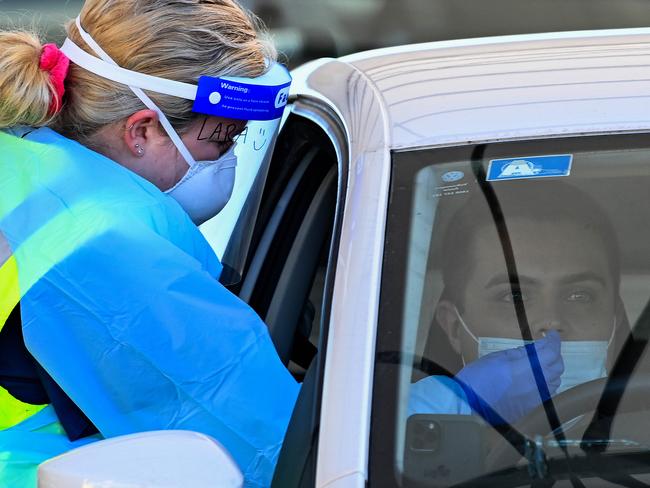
top-left (238, 100), bottom-right (348, 487)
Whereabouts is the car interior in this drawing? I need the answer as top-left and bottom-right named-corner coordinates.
top-left (227, 113), bottom-right (342, 487)
top-left (397, 135), bottom-right (650, 486)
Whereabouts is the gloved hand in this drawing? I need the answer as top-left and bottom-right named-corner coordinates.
top-left (455, 330), bottom-right (564, 426)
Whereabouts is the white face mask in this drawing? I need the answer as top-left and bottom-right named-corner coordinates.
top-left (164, 145), bottom-right (238, 225)
top-left (455, 307), bottom-right (615, 394)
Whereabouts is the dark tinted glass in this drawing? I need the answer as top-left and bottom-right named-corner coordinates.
top-left (372, 134), bottom-right (650, 487)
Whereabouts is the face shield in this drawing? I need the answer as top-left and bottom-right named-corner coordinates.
top-left (198, 116), bottom-right (284, 284)
top-left (60, 17), bottom-right (291, 285)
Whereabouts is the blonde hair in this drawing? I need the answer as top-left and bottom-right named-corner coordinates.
top-left (0, 0), bottom-right (276, 143)
top-left (0, 31), bottom-right (60, 128)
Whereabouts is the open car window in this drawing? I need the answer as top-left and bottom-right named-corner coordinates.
top-left (372, 134), bottom-right (650, 487)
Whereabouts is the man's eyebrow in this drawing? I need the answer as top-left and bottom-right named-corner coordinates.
top-left (485, 274), bottom-right (538, 289)
top-left (484, 271), bottom-right (608, 289)
top-left (558, 271), bottom-right (607, 287)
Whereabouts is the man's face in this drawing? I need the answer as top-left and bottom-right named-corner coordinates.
top-left (449, 218), bottom-right (616, 364)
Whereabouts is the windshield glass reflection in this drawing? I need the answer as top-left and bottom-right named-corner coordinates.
top-left (374, 137), bottom-right (650, 487)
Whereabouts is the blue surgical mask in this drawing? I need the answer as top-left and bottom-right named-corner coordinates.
top-left (455, 306), bottom-right (615, 393)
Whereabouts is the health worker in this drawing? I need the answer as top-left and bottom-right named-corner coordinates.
top-left (409, 181), bottom-right (626, 427)
top-left (0, 1), bottom-right (299, 487)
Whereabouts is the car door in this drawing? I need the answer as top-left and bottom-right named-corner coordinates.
top-left (228, 103), bottom-right (348, 488)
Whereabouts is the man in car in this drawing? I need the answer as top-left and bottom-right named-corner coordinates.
top-left (409, 180), bottom-right (625, 426)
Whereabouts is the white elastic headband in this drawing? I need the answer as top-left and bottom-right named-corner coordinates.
top-left (60, 37), bottom-right (197, 100)
top-left (60, 17), bottom-right (291, 103)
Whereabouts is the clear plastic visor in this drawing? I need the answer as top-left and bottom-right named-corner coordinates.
top-left (200, 117), bottom-right (282, 285)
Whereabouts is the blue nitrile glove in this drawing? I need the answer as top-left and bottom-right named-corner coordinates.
top-left (455, 330), bottom-right (564, 426)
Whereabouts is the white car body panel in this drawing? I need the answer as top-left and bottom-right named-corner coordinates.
top-left (292, 60), bottom-right (393, 488)
top-left (288, 28), bottom-right (650, 488)
top-left (38, 431), bottom-right (242, 488)
top-left (295, 28), bottom-right (650, 151)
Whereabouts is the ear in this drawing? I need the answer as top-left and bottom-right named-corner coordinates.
top-left (436, 299), bottom-right (462, 355)
top-left (122, 110), bottom-right (163, 158)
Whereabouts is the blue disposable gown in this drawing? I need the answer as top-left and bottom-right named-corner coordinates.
top-left (0, 127), bottom-right (299, 487)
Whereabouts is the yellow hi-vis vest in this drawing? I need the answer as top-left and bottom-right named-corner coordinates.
top-left (0, 235), bottom-right (46, 430)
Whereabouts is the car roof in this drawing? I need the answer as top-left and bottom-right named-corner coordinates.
top-left (291, 28), bottom-right (650, 150)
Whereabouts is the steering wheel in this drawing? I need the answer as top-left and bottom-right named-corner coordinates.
top-left (486, 375), bottom-right (650, 471)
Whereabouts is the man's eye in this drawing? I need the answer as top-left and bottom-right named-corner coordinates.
top-left (499, 289), bottom-right (527, 303)
top-left (566, 291), bottom-right (593, 303)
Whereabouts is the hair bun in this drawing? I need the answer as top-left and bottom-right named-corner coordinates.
top-left (0, 31), bottom-right (58, 128)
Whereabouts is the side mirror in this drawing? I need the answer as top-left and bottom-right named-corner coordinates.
top-left (38, 430), bottom-right (243, 488)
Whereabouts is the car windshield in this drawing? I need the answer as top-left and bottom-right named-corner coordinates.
top-left (372, 134), bottom-right (650, 487)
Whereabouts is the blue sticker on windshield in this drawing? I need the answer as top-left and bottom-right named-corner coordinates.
top-left (193, 76), bottom-right (291, 121)
top-left (487, 154), bottom-right (573, 181)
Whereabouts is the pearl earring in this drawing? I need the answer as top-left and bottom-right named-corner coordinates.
top-left (135, 143), bottom-right (144, 156)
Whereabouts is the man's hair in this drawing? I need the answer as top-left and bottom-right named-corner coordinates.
top-left (440, 179), bottom-right (621, 309)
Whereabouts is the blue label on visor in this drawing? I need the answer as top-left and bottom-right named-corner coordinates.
top-left (193, 76), bottom-right (291, 121)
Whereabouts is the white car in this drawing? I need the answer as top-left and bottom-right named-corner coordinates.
top-left (40, 28), bottom-right (650, 488)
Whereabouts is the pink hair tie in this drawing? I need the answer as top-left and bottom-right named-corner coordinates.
top-left (39, 43), bottom-right (70, 115)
